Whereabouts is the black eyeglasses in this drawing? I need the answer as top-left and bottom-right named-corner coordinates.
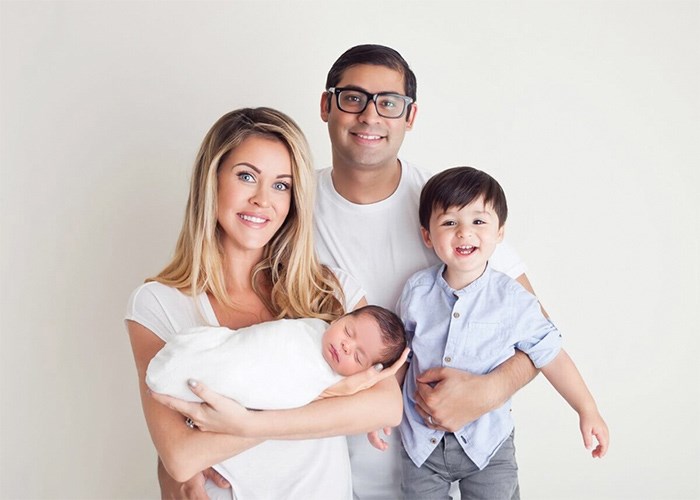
top-left (327, 87), bottom-right (414, 119)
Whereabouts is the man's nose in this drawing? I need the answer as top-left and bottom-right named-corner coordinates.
top-left (358, 99), bottom-right (381, 124)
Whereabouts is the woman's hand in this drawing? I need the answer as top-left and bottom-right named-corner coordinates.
top-left (319, 347), bottom-right (410, 399)
top-left (150, 379), bottom-right (254, 435)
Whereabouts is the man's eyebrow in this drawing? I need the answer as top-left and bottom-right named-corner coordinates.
top-left (340, 84), bottom-right (404, 95)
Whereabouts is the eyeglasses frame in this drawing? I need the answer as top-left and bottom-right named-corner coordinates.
top-left (327, 86), bottom-right (414, 119)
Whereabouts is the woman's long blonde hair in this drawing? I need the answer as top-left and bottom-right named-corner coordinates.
top-left (151, 107), bottom-right (345, 321)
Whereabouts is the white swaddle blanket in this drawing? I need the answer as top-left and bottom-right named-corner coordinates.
top-left (146, 317), bottom-right (343, 410)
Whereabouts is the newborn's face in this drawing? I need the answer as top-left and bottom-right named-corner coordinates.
top-left (322, 313), bottom-right (385, 376)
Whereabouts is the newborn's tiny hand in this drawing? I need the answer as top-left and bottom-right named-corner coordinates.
top-left (366, 427), bottom-right (393, 451)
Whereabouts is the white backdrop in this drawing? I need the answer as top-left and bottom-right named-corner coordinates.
top-left (1, 1), bottom-right (698, 499)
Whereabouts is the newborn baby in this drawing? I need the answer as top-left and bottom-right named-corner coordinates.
top-left (147, 305), bottom-right (406, 409)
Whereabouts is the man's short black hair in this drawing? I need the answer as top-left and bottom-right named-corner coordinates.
top-left (325, 44), bottom-right (417, 103)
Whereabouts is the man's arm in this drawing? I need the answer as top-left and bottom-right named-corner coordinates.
top-left (414, 350), bottom-right (537, 432)
top-left (412, 272), bottom-right (540, 431)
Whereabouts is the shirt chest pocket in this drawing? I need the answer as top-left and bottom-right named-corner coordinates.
top-left (462, 322), bottom-right (509, 360)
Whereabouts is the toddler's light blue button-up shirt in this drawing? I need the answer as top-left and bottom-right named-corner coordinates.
top-left (398, 264), bottom-right (562, 470)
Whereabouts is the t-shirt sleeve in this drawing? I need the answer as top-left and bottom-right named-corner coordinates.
top-left (395, 277), bottom-right (417, 346)
top-left (489, 238), bottom-right (527, 280)
top-left (329, 266), bottom-right (366, 311)
top-left (125, 283), bottom-right (178, 343)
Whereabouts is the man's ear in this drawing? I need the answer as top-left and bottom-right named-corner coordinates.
top-left (320, 92), bottom-right (331, 122)
top-left (420, 227), bottom-right (433, 248)
top-left (405, 102), bottom-right (418, 131)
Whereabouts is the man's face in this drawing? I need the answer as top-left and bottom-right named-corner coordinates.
top-left (320, 64), bottom-right (416, 172)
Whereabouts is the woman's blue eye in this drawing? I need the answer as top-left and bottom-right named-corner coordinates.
top-left (237, 172), bottom-right (255, 182)
top-left (273, 182), bottom-right (290, 191)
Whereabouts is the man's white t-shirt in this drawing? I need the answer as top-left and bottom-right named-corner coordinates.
top-left (313, 160), bottom-right (527, 500)
top-left (126, 269), bottom-right (363, 500)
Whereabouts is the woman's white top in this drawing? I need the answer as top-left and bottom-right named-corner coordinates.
top-left (125, 268), bottom-right (364, 500)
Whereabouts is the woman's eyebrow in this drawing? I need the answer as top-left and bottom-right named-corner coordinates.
top-left (234, 163), bottom-right (292, 180)
top-left (233, 162), bottom-right (261, 173)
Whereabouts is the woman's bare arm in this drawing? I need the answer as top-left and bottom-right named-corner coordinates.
top-left (128, 320), bottom-right (261, 482)
top-left (152, 363), bottom-right (404, 440)
top-left (134, 318), bottom-right (403, 480)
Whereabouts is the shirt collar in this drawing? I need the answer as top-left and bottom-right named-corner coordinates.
top-left (435, 263), bottom-right (492, 297)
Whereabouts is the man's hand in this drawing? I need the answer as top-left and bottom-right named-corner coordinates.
top-left (158, 458), bottom-right (230, 499)
top-left (414, 366), bottom-right (499, 432)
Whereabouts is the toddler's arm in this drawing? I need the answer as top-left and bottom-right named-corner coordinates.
top-left (541, 349), bottom-right (609, 458)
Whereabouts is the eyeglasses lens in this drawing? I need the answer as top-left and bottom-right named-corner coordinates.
top-left (337, 90), bottom-right (406, 118)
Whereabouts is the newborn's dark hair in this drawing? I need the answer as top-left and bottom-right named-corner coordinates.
top-left (348, 305), bottom-right (407, 367)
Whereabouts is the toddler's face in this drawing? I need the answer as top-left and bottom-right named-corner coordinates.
top-left (422, 196), bottom-right (504, 289)
top-left (322, 313), bottom-right (385, 376)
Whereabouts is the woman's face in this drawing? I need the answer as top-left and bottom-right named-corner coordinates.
top-left (216, 135), bottom-right (293, 257)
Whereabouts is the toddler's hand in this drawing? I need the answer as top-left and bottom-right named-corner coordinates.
top-left (580, 409), bottom-right (609, 458)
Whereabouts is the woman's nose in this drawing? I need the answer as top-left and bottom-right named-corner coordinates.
top-left (250, 188), bottom-right (270, 208)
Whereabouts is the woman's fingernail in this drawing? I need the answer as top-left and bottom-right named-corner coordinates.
top-left (374, 363), bottom-right (383, 372)
top-left (188, 379), bottom-right (199, 388)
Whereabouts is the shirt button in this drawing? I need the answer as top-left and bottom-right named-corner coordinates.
top-left (453, 312), bottom-right (460, 318)
top-left (444, 356), bottom-right (452, 363)
top-left (430, 438), bottom-right (438, 444)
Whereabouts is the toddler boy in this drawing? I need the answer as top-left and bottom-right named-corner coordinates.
top-left (398, 167), bottom-right (609, 499)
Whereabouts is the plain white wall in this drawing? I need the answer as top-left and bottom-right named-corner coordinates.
top-left (1, 1), bottom-right (698, 498)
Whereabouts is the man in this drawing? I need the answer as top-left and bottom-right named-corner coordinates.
top-left (314, 44), bottom-right (539, 500)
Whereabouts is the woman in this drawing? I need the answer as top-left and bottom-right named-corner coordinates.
top-left (126, 107), bottom-right (405, 499)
